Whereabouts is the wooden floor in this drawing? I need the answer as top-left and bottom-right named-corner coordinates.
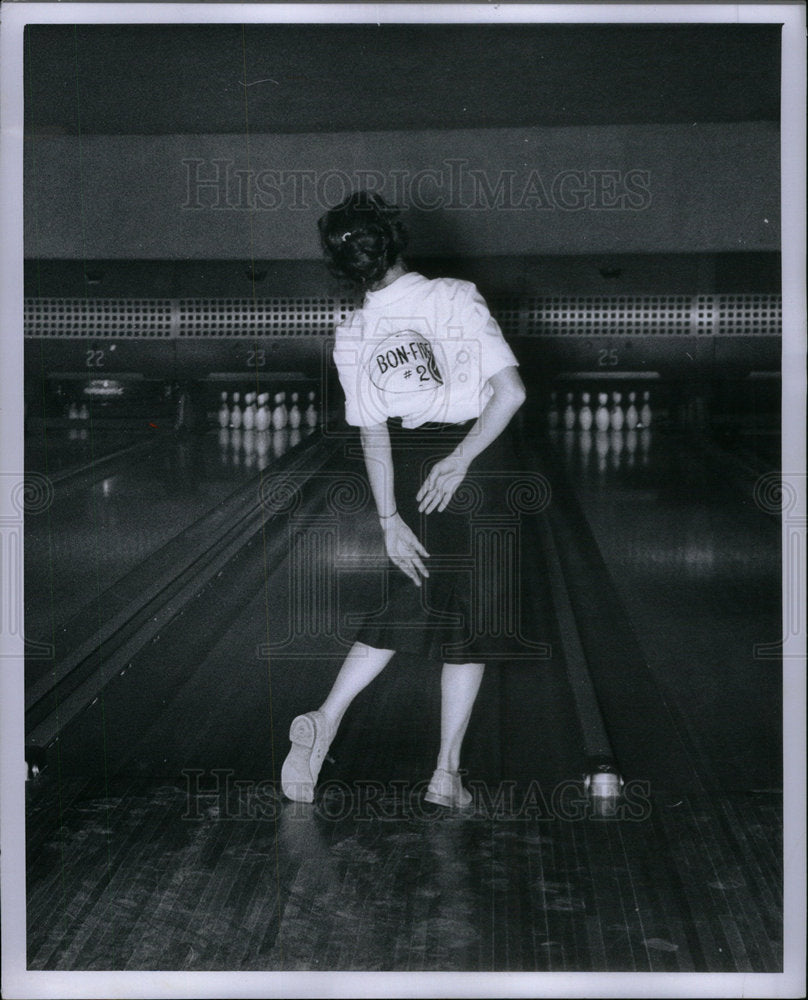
top-left (26, 775), bottom-right (782, 972)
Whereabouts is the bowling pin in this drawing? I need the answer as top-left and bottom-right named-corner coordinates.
top-left (595, 429), bottom-right (609, 476)
top-left (547, 391), bottom-right (559, 430)
top-left (610, 428), bottom-right (624, 469)
top-left (289, 391), bottom-right (302, 430)
top-left (639, 390), bottom-right (652, 428)
top-left (231, 427), bottom-right (242, 465)
top-left (78, 403), bottom-right (89, 421)
top-left (579, 428), bottom-right (593, 474)
top-left (242, 392), bottom-right (256, 431)
top-left (289, 427), bottom-right (302, 449)
top-left (272, 428), bottom-right (288, 458)
top-left (175, 386), bottom-right (194, 433)
top-left (579, 392), bottom-right (593, 431)
top-left (304, 391), bottom-right (318, 429)
top-left (255, 429), bottom-right (269, 469)
top-left (640, 427), bottom-right (652, 466)
top-left (229, 392), bottom-right (242, 429)
top-left (217, 391), bottom-right (230, 429)
top-left (242, 428), bottom-right (256, 468)
top-left (625, 427), bottom-right (638, 468)
top-left (595, 392), bottom-right (610, 432)
top-left (563, 392), bottom-right (576, 430)
top-left (218, 427), bottom-right (230, 462)
top-left (563, 429), bottom-right (575, 463)
top-left (255, 393), bottom-right (270, 432)
top-left (610, 391), bottom-right (624, 431)
top-left (68, 402), bottom-right (79, 420)
top-left (271, 392), bottom-right (288, 431)
top-left (625, 391), bottom-right (639, 430)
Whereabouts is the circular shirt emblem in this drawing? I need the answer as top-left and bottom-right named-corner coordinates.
top-left (368, 330), bottom-right (444, 394)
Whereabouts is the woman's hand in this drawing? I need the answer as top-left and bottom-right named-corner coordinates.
top-left (382, 514), bottom-right (430, 587)
top-left (416, 453), bottom-right (470, 514)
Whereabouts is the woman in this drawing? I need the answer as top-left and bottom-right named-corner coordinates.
top-left (281, 191), bottom-right (526, 808)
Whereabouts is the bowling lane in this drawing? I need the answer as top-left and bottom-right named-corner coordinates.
top-left (25, 424), bottom-right (156, 477)
top-left (24, 425), bottom-right (315, 666)
top-left (40, 430), bottom-right (588, 793)
top-left (30, 412), bottom-right (780, 797)
top-left (25, 423), bottom-right (784, 974)
top-left (542, 421), bottom-right (781, 793)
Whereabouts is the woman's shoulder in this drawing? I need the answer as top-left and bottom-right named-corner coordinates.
top-left (334, 307), bottom-right (363, 339)
top-left (418, 275), bottom-right (478, 302)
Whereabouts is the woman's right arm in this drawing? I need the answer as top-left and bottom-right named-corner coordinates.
top-left (360, 423), bottom-right (430, 587)
top-left (359, 423), bottom-right (397, 519)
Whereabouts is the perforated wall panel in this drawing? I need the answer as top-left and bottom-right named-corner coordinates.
top-left (25, 298), bottom-right (173, 338)
top-left (23, 295), bottom-right (782, 338)
top-left (715, 294), bottom-right (782, 337)
top-left (504, 296), bottom-right (693, 336)
top-left (176, 298), bottom-right (355, 337)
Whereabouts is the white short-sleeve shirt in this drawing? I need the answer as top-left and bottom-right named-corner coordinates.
top-left (332, 272), bottom-right (519, 428)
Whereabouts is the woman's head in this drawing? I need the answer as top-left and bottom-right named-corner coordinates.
top-left (318, 191), bottom-right (408, 287)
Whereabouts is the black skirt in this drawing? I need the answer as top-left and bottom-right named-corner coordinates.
top-left (354, 418), bottom-right (547, 664)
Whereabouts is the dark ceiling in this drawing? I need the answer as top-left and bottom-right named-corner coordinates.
top-left (24, 23), bottom-right (780, 135)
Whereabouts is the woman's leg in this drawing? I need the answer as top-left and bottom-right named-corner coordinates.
top-left (436, 661), bottom-right (485, 772)
top-left (282, 641), bottom-right (394, 802)
top-left (318, 641), bottom-right (395, 731)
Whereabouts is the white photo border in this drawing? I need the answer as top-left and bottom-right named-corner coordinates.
top-left (1, 4), bottom-right (805, 998)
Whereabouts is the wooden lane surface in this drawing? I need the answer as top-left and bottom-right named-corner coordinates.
top-left (27, 778), bottom-right (782, 972)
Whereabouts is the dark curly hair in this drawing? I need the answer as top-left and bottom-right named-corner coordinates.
top-left (318, 191), bottom-right (408, 288)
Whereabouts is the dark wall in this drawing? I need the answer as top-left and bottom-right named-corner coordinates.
top-left (24, 253), bottom-right (781, 301)
top-left (25, 123), bottom-right (779, 260)
top-left (24, 24), bottom-right (780, 136)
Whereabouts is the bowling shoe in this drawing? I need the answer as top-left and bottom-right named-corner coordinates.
top-left (424, 768), bottom-right (473, 810)
top-left (281, 711), bottom-right (334, 803)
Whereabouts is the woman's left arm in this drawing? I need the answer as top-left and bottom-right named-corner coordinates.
top-left (417, 365), bottom-right (526, 514)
